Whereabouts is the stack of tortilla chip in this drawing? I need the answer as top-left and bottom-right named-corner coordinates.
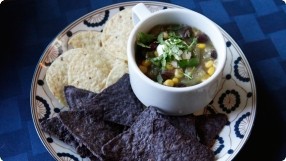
top-left (41, 74), bottom-right (228, 161)
top-left (45, 8), bottom-right (132, 107)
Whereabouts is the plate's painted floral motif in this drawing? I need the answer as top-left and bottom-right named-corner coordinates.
top-left (84, 10), bottom-right (110, 27)
top-left (31, 2), bottom-right (256, 161)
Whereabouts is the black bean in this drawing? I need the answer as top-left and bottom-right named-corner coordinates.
top-left (197, 33), bottom-right (209, 43)
top-left (160, 70), bottom-right (174, 80)
top-left (211, 50), bottom-right (217, 59)
top-left (149, 42), bottom-right (159, 51)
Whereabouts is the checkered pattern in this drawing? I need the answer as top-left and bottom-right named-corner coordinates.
top-left (0, 0), bottom-right (285, 160)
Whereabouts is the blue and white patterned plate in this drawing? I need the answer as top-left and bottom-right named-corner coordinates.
top-left (30, 1), bottom-right (256, 161)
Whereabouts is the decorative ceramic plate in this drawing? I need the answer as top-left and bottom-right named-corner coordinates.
top-left (30, 1), bottom-right (256, 161)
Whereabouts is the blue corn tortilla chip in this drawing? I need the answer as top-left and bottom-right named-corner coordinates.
top-left (64, 85), bottom-right (97, 111)
top-left (166, 114), bottom-right (197, 137)
top-left (40, 117), bottom-right (93, 158)
top-left (64, 74), bottom-right (144, 127)
top-left (162, 111), bottom-right (227, 148)
top-left (58, 108), bottom-right (125, 160)
top-left (101, 107), bottom-right (214, 161)
top-left (91, 74), bottom-right (145, 126)
top-left (195, 113), bottom-right (228, 147)
top-left (156, 108), bottom-right (227, 148)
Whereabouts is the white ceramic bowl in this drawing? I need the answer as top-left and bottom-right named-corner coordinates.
top-left (127, 3), bottom-right (226, 115)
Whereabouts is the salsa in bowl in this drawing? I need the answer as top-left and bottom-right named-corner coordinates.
top-left (136, 24), bottom-right (218, 87)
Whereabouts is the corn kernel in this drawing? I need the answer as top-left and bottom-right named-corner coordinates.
top-left (207, 66), bottom-right (215, 75)
top-left (163, 79), bottom-right (174, 87)
top-left (139, 65), bottom-right (148, 74)
top-left (197, 43), bottom-right (206, 50)
top-left (166, 63), bottom-right (174, 70)
top-left (174, 68), bottom-right (184, 78)
top-left (142, 60), bottom-right (151, 67)
top-left (205, 60), bottom-right (214, 68)
top-left (172, 77), bottom-right (180, 84)
top-left (163, 32), bottom-right (169, 39)
top-left (154, 51), bottom-right (158, 57)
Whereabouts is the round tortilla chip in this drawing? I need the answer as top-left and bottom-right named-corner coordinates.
top-left (88, 47), bottom-right (117, 70)
top-left (105, 60), bottom-right (128, 87)
top-left (45, 48), bottom-right (85, 106)
top-left (68, 31), bottom-right (119, 71)
top-left (68, 49), bottom-right (110, 93)
top-left (68, 30), bottom-right (102, 51)
top-left (101, 8), bottom-right (134, 60)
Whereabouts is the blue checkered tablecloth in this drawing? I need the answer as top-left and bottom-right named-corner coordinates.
top-left (0, 0), bottom-right (286, 161)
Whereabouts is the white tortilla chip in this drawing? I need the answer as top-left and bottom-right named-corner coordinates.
top-left (45, 48), bottom-right (85, 106)
top-left (68, 30), bottom-right (102, 51)
top-left (105, 60), bottom-right (129, 87)
top-left (68, 48), bottom-right (110, 93)
top-left (101, 8), bottom-right (134, 60)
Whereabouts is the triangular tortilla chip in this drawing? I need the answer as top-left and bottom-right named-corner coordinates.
top-left (64, 74), bottom-right (144, 127)
top-left (102, 107), bottom-right (214, 161)
top-left (195, 113), bottom-right (228, 147)
top-left (92, 74), bottom-right (144, 126)
top-left (64, 85), bottom-right (97, 111)
top-left (58, 109), bottom-right (124, 160)
top-left (40, 117), bottom-right (93, 158)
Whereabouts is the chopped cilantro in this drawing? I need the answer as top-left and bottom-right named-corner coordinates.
top-left (137, 32), bottom-right (155, 48)
top-left (168, 32), bottom-right (179, 39)
top-left (167, 24), bottom-right (184, 31)
top-left (150, 56), bottom-right (162, 67)
top-left (187, 38), bottom-right (197, 51)
top-left (137, 42), bottom-right (151, 48)
top-left (157, 33), bottom-right (164, 44)
top-left (178, 58), bottom-right (200, 68)
top-left (184, 73), bottom-right (193, 80)
top-left (157, 74), bottom-right (163, 84)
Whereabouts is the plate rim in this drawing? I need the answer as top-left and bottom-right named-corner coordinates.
top-left (218, 28), bottom-right (257, 161)
top-left (30, 1), bottom-right (257, 161)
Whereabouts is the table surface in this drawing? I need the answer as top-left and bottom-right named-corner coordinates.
top-left (0, 0), bottom-right (286, 161)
